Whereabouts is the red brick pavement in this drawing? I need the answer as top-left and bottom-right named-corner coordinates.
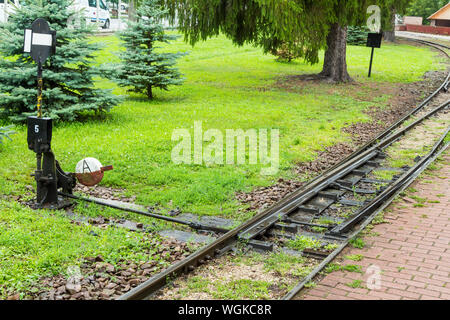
top-left (300, 153), bottom-right (449, 300)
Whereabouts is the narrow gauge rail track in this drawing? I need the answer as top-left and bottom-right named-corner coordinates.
top-left (62, 38), bottom-right (449, 300)
top-left (115, 38), bottom-right (450, 300)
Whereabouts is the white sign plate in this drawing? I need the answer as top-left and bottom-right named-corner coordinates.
top-left (24, 29), bottom-right (32, 53)
top-left (32, 32), bottom-right (53, 46)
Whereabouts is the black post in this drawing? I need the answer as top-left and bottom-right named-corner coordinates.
top-left (37, 61), bottom-right (43, 118)
top-left (25, 19), bottom-right (74, 209)
top-left (366, 33), bottom-right (382, 78)
top-left (368, 47), bottom-right (375, 78)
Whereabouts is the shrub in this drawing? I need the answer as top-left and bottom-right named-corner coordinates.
top-left (347, 26), bottom-right (370, 46)
top-left (0, 126), bottom-right (14, 144)
top-left (110, 0), bottom-right (186, 99)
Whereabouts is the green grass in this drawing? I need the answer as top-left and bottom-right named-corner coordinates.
top-left (410, 195), bottom-right (427, 203)
top-left (372, 211), bottom-right (386, 225)
top-left (185, 276), bottom-right (210, 291)
top-left (346, 279), bottom-right (364, 289)
top-left (324, 263), bottom-right (341, 273)
top-left (349, 237), bottom-right (366, 249)
top-left (324, 262), bottom-right (363, 274)
top-left (345, 254), bottom-right (364, 261)
top-left (324, 243), bottom-right (339, 251)
top-left (0, 33), bottom-right (444, 297)
top-left (0, 200), bottom-right (171, 298)
top-left (256, 252), bottom-right (313, 278)
top-left (231, 251), bottom-right (315, 279)
top-left (341, 264), bottom-right (363, 273)
top-left (213, 279), bottom-right (271, 300)
top-left (286, 235), bottom-right (323, 251)
top-left (304, 281), bottom-right (316, 288)
top-left (179, 276), bottom-right (272, 300)
top-left (177, 251), bottom-right (315, 299)
top-left (0, 34), bottom-right (443, 221)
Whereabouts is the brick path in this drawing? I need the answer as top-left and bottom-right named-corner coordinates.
top-left (300, 153), bottom-right (449, 300)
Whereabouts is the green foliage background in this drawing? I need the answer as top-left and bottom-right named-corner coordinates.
top-left (0, 126), bottom-right (14, 144)
top-left (347, 26), bottom-right (370, 46)
top-left (111, 0), bottom-right (185, 99)
top-left (161, 0), bottom-right (411, 65)
top-left (407, 0), bottom-right (448, 25)
top-left (0, 0), bottom-right (119, 122)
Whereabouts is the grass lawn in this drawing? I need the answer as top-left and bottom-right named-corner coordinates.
top-left (1, 34), bottom-right (443, 219)
top-left (0, 200), bottom-right (177, 297)
top-left (0, 33), bottom-right (444, 296)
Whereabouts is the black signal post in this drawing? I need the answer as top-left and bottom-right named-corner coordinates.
top-left (367, 32), bottom-right (382, 78)
top-left (24, 18), bottom-right (76, 209)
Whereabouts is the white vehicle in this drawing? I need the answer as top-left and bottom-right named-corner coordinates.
top-left (395, 14), bottom-right (404, 26)
top-left (0, 0), bottom-right (20, 23)
top-left (72, 0), bottom-right (111, 29)
top-left (119, 3), bottom-right (128, 15)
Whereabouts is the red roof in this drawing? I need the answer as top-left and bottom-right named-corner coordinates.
top-left (428, 2), bottom-right (450, 20)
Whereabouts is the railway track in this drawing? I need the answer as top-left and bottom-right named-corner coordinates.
top-left (81, 38), bottom-right (449, 300)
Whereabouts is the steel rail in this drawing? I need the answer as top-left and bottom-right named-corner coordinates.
top-left (353, 38), bottom-right (450, 147)
top-left (399, 37), bottom-right (450, 50)
top-left (118, 38), bottom-right (450, 300)
top-left (118, 148), bottom-right (383, 299)
top-left (59, 192), bottom-right (229, 234)
top-left (281, 37), bottom-right (450, 300)
top-left (239, 100), bottom-right (450, 240)
top-left (283, 128), bottom-right (450, 300)
top-left (119, 102), bottom-right (450, 300)
top-left (236, 37), bottom-right (450, 241)
top-left (61, 38), bottom-right (449, 241)
top-left (331, 126), bottom-right (449, 235)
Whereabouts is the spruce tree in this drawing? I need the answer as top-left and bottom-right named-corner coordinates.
top-left (0, 0), bottom-right (119, 122)
top-left (113, 0), bottom-right (185, 99)
top-left (162, 0), bottom-right (410, 82)
top-left (0, 126), bottom-right (14, 144)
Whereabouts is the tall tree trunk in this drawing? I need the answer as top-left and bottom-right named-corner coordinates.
top-left (147, 85), bottom-right (153, 99)
top-left (383, 10), bottom-right (396, 42)
top-left (129, 0), bottom-right (136, 21)
top-left (319, 23), bottom-right (352, 83)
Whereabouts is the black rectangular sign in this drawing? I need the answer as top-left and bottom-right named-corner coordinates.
top-left (366, 33), bottom-right (382, 48)
top-left (27, 116), bottom-right (52, 153)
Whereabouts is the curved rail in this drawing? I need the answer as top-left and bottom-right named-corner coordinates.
top-left (283, 127), bottom-right (449, 299)
top-left (118, 38), bottom-right (450, 300)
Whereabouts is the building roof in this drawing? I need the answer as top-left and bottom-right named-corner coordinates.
top-left (428, 2), bottom-right (450, 20)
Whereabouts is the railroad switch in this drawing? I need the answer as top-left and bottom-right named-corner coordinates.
top-left (27, 116), bottom-right (76, 209)
top-left (248, 239), bottom-right (274, 252)
top-left (24, 19), bottom-right (112, 209)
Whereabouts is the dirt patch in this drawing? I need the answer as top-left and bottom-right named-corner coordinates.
top-left (74, 185), bottom-right (136, 203)
top-left (236, 178), bottom-right (304, 212)
top-left (386, 107), bottom-right (450, 156)
top-left (296, 143), bottom-right (356, 176)
top-left (236, 66), bottom-right (448, 213)
top-left (155, 253), bottom-right (317, 300)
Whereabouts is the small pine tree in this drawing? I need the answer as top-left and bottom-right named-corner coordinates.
top-left (0, 0), bottom-right (119, 122)
top-left (347, 26), bottom-right (369, 46)
top-left (0, 126), bottom-right (14, 144)
top-left (113, 0), bottom-right (186, 99)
